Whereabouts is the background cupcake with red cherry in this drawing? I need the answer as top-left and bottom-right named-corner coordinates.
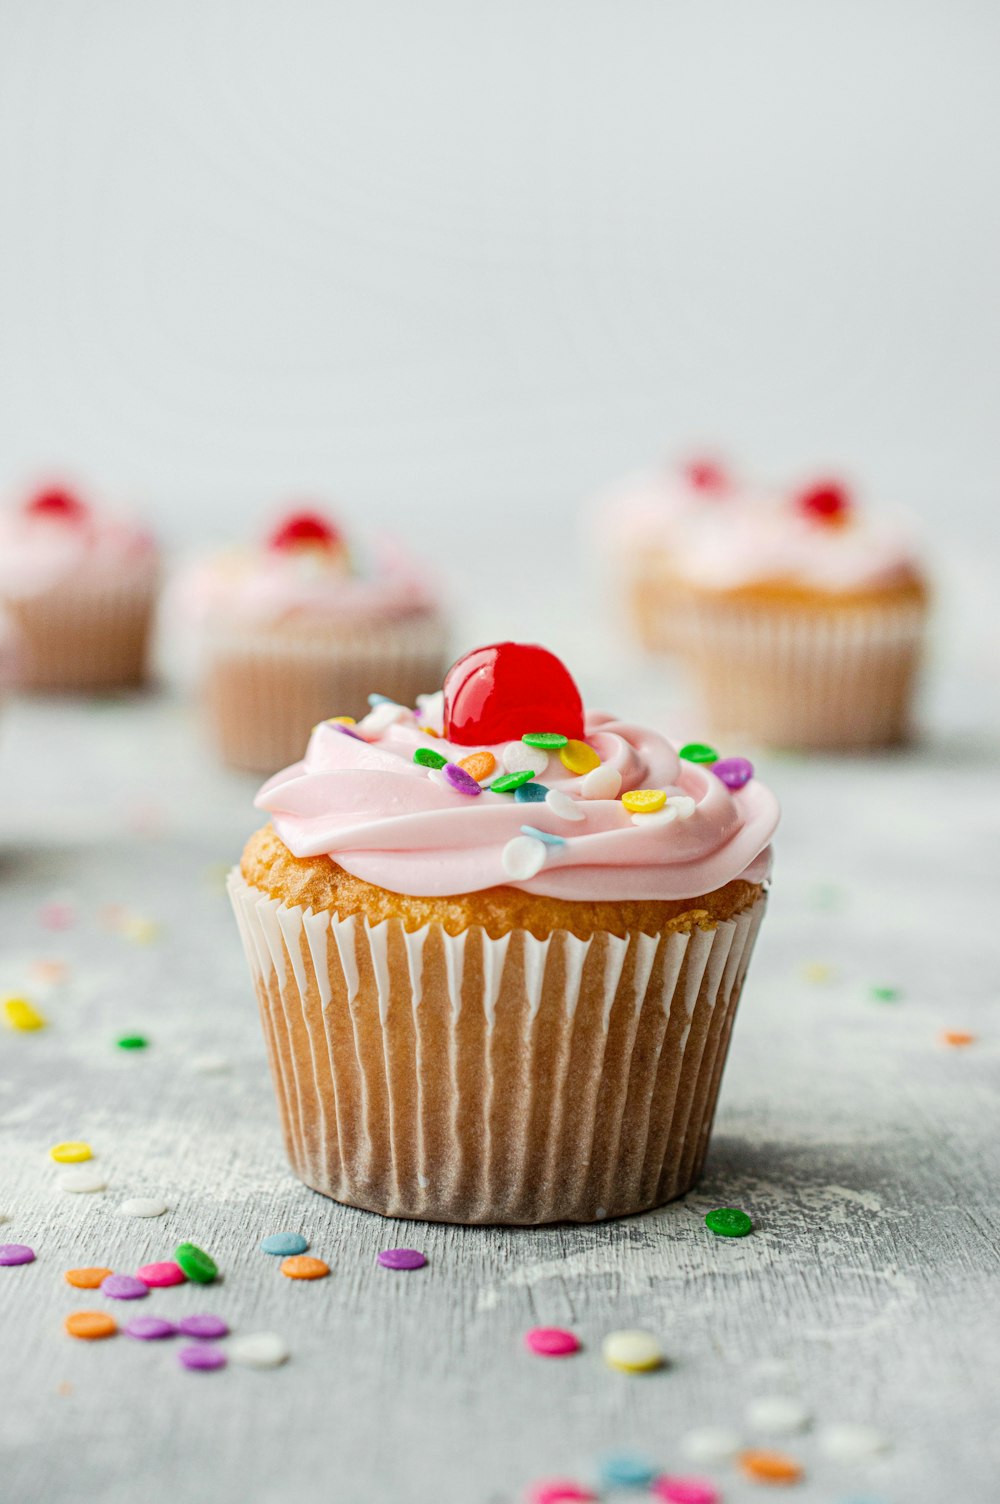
top-left (0, 482), bottom-right (161, 692)
top-left (174, 505), bottom-right (449, 773)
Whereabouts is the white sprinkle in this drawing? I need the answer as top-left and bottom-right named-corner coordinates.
top-left (666, 794), bottom-right (696, 819)
top-left (544, 788), bottom-right (585, 822)
top-left (601, 1329), bottom-right (664, 1372)
top-left (746, 1396), bottom-right (811, 1435)
top-left (502, 835), bottom-right (548, 881)
top-left (357, 702), bottom-right (409, 736)
top-left (682, 1427), bottom-right (742, 1464)
top-left (580, 764), bottom-right (622, 800)
top-left (630, 807), bottom-right (679, 829)
top-left (191, 1055), bottom-right (231, 1075)
top-left (502, 742), bottom-right (549, 777)
top-left (415, 690), bottom-right (444, 726)
top-left (60, 1169), bottom-right (108, 1194)
top-left (118, 1198), bottom-right (169, 1218)
top-left (229, 1332), bottom-right (290, 1369)
top-left (818, 1423), bottom-right (889, 1461)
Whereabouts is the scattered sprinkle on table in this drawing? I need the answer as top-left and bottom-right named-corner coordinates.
top-left (870, 985), bottom-right (901, 1003)
top-left (527, 1482), bottom-right (597, 1504)
top-left (191, 1055), bottom-right (231, 1075)
top-left (65, 1310), bottom-right (117, 1340)
top-left (801, 962), bottom-right (833, 983)
top-left (377, 1247), bottom-right (426, 1271)
top-left (179, 1344), bottom-right (227, 1372)
top-left (64, 1266), bottom-right (113, 1289)
top-left (178, 1313), bottom-right (229, 1339)
top-left (137, 1261), bottom-right (186, 1287)
top-left (682, 1428), bottom-right (742, 1464)
top-left (739, 1449), bottom-right (804, 1484)
top-left (174, 1242), bottom-right (218, 1284)
top-left (746, 1396), bottom-right (811, 1435)
top-left (116, 1035), bottom-right (148, 1050)
top-left (3, 996), bottom-right (46, 1031)
top-left (651, 1478), bottom-right (720, 1504)
top-left (817, 1423), bottom-right (888, 1461)
top-left (260, 1232), bottom-right (309, 1257)
top-left (281, 1255), bottom-right (329, 1280)
top-left (118, 1198), bottom-right (168, 1218)
top-left (100, 1274), bottom-right (149, 1301)
top-left (601, 1328), bottom-right (664, 1373)
top-left (941, 1030), bottom-right (975, 1047)
top-left (229, 1332), bottom-right (290, 1368)
top-left (524, 1326), bottom-right (579, 1357)
top-left (124, 1315), bottom-right (175, 1340)
top-left (0, 1243), bottom-right (35, 1266)
top-left (705, 1206), bottom-right (753, 1238)
top-left (60, 1169), bottom-right (108, 1194)
top-left (597, 1452), bottom-right (657, 1487)
top-left (39, 902), bottom-right (75, 930)
top-left (50, 1141), bottom-right (93, 1164)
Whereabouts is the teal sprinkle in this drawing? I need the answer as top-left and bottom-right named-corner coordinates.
top-left (520, 825), bottom-right (565, 847)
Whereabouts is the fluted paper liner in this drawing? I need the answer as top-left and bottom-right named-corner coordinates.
top-left (8, 576), bottom-right (157, 691)
top-left (229, 871), bottom-right (767, 1225)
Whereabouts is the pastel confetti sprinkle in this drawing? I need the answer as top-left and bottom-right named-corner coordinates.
top-left (280, 1255), bottom-right (329, 1280)
top-left (601, 1328), bottom-right (664, 1373)
top-left (527, 1483), bottom-right (597, 1504)
top-left (580, 764), bottom-right (621, 799)
top-left (682, 1428), bottom-right (742, 1464)
top-left (39, 902), bottom-right (75, 930)
top-left (870, 985), bottom-right (901, 1002)
top-left (544, 788), bottom-right (585, 822)
top-left (457, 750), bottom-right (496, 782)
top-left (711, 756), bottom-right (754, 789)
top-left (122, 917), bottom-right (160, 946)
top-left (0, 1243), bottom-right (35, 1266)
top-left (501, 835), bottom-right (547, 881)
top-left (678, 743), bottom-right (718, 764)
top-left (3, 996), bottom-right (46, 1031)
top-left (60, 1169), bottom-right (108, 1194)
top-left (443, 762), bottom-right (482, 797)
top-left (330, 721), bottom-right (363, 741)
top-left (414, 747), bottom-right (448, 770)
top-left (598, 1453), bottom-right (658, 1488)
top-left (666, 794), bottom-right (696, 820)
top-left (941, 1030), bottom-right (975, 1047)
top-left (137, 1261), bottom-right (186, 1288)
top-left (100, 1274), bottom-right (149, 1301)
top-left (30, 961), bottom-right (67, 984)
top-left (651, 1479), bottom-right (720, 1504)
top-left (174, 1242), bottom-right (218, 1284)
top-left (329, 715), bottom-right (356, 726)
top-left (368, 693), bottom-right (395, 707)
top-left (801, 962), bottom-right (833, 983)
top-left (50, 1141), bottom-right (93, 1164)
top-left (260, 1232), bottom-right (309, 1257)
top-left (621, 788), bottom-right (667, 814)
top-left (738, 1449), bottom-right (804, 1484)
top-left (124, 1315), bottom-right (176, 1340)
top-left (64, 1267), bottom-right (113, 1289)
top-left (514, 782), bottom-right (549, 804)
top-left (490, 770), bottom-right (537, 794)
top-left (631, 806), bottom-right (678, 829)
top-left (705, 1207), bottom-right (753, 1238)
top-left (746, 1396), bottom-right (811, 1435)
top-left (377, 1248), bottom-right (426, 1271)
top-left (502, 742), bottom-right (549, 778)
top-left (118, 1198), bottom-right (168, 1218)
top-left (178, 1313), bottom-right (229, 1339)
top-left (519, 825), bottom-right (566, 848)
top-left (116, 1035), bottom-right (148, 1050)
top-left (522, 732), bottom-right (567, 749)
top-left (524, 1327), bottom-right (579, 1357)
top-left (360, 702), bottom-right (409, 735)
top-left (558, 739), bottom-right (600, 775)
top-left (65, 1311), bottom-right (117, 1340)
top-left (229, 1332), bottom-right (290, 1368)
top-left (817, 1423), bottom-right (888, 1461)
top-left (179, 1344), bottom-right (227, 1371)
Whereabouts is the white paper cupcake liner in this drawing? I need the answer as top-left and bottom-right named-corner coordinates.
top-left (7, 575), bottom-right (158, 692)
top-left (228, 871), bottom-right (767, 1225)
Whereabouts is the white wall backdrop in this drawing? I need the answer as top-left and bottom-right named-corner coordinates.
top-left (0, 0), bottom-right (997, 674)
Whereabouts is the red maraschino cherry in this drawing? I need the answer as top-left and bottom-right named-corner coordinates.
top-left (796, 480), bottom-right (852, 526)
top-left (684, 458), bottom-right (730, 494)
top-left (267, 510), bottom-right (343, 551)
top-left (25, 486), bottom-right (88, 522)
top-left (443, 642), bottom-right (585, 747)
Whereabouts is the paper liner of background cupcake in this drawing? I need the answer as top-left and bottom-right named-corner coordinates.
top-left (229, 641), bottom-right (779, 1225)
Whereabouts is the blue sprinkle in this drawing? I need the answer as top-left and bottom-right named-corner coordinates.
top-left (520, 825), bottom-right (565, 847)
top-left (368, 692), bottom-right (395, 707)
top-left (514, 782), bottom-right (549, 803)
top-left (260, 1231), bottom-right (309, 1257)
top-left (597, 1453), bottom-right (659, 1489)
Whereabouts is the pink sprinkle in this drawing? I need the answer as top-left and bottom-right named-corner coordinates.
top-left (123, 1315), bottom-right (175, 1340)
top-left (137, 1261), bottom-right (186, 1288)
top-left (524, 1326), bottom-right (580, 1357)
top-left (178, 1344), bottom-right (227, 1372)
top-left (711, 756), bottom-right (754, 790)
top-left (377, 1248), bottom-right (427, 1271)
top-left (100, 1273), bottom-right (149, 1300)
top-left (0, 1243), bottom-right (35, 1266)
top-left (39, 902), bottom-right (74, 930)
top-left (177, 1313), bottom-right (228, 1339)
top-left (527, 1484), bottom-right (597, 1504)
top-left (651, 1478), bottom-right (720, 1504)
top-left (443, 762), bottom-right (482, 797)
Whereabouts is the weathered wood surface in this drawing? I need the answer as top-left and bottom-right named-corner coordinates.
top-left (1, 691), bottom-right (997, 1503)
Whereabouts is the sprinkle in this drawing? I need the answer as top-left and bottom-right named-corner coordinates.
top-left (738, 1450), bottom-right (804, 1484)
top-left (678, 743), bottom-right (718, 764)
top-left (514, 782), bottom-right (549, 803)
top-left (520, 825), bottom-right (566, 847)
top-left (281, 1255), bottom-right (329, 1280)
top-left (501, 835), bottom-right (548, 881)
top-left (522, 732), bottom-right (568, 749)
top-left (524, 1327), bottom-right (580, 1357)
top-left (64, 1267), bottom-right (113, 1289)
top-left (3, 996), bottom-right (46, 1031)
top-left (100, 1274), bottom-right (149, 1301)
top-left (122, 917), bottom-right (160, 946)
top-left (179, 1344), bottom-right (227, 1371)
top-left (39, 902), bottom-right (75, 930)
top-left (50, 1141), bottom-right (93, 1164)
top-left (941, 1030), bottom-right (975, 1047)
top-left (712, 756), bottom-right (754, 789)
top-left (368, 693), bottom-right (395, 707)
top-left (443, 763), bottom-right (482, 796)
top-left (801, 962), bottom-right (832, 983)
top-left (458, 750), bottom-right (496, 782)
top-left (330, 721), bottom-right (363, 741)
top-left (621, 789), bottom-right (667, 814)
top-left (174, 1242), bottom-right (218, 1284)
top-left (137, 1261), bottom-right (186, 1288)
top-left (490, 770), bottom-right (537, 794)
top-left (559, 739), bottom-right (600, 775)
top-left (666, 794), bottom-right (696, 819)
top-left (544, 788), bottom-right (585, 822)
top-left (414, 746), bottom-right (448, 770)
top-left (681, 1428), bottom-right (742, 1464)
top-left (651, 1479), bottom-right (720, 1504)
top-left (526, 1483), bottom-right (597, 1504)
top-left (502, 742), bottom-right (550, 777)
top-left (178, 1313), bottom-right (229, 1339)
top-left (191, 1054), bottom-right (231, 1074)
top-left (746, 1396), bottom-right (811, 1435)
top-left (0, 1243), bottom-right (35, 1266)
top-left (705, 1206), bottom-right (753, 1238)
top-left (118, 1198), bottom-right (168, 1218)
top-left (817, 1423), bottom-right (888, 1461)
top-left (329, 715), bottom-right (356, 725)
top-left (358, 701), bottom-right (408, 736)
top-left (870, 985), bottom-right (901, 1002)
top-left (124, 1316), bottom-right (175, 1340)
top-left (580, 764), bottom-right (621, 799)
top-left (60, 1170), bottom-right (108, 1194)
top-left (601, 1328), bottom-right (664, 1373)
top-left (417, 724), bottom-right (440, 737)
top-left (30, 960), bottom-right (67, 984)
top-left (377, 1248), bottom-right (426, 1271)
top-left (229, 1332), bottom-right (290, 1368)
top-left (598, 1454), bottom-right (658, 1489)
top-left (631, 807), bottom-right (678, 829)
top-left (116, 1035), bottom-right (148, 1050)
top-left (260, 1232), bottom-right (309, 1256)
top-left (65, 1311), bottom-right (117, 1340)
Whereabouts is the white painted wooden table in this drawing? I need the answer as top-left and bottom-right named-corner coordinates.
top-left (1, 685), bottom-right (997, 1504)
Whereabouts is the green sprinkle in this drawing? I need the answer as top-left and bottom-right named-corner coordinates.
top-left (413, 747), bottom-right (448, 770)
top-left (679, 742), bottom-right (719, 764)
top-left (175, 1241), bottom-right (218, 1284)
top-left (705, 1207), bottom-right (753, 1238)
top-left (871, 985), bottom-right (902, 1003)
top-left (489, 770), bottom-right (537, 794)
top-left (116, 1035), bottom-right (148, 1050)
top-left (522, 732), bottom-right (568, 750)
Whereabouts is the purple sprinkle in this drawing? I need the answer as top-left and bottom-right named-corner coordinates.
top-left (377, 1248), bottom-right (427, 1271)
top-left (711, 756), bottom-right (754, 790)
top-left (123, 1315), bottom-right (175, 1340)
top-left (179, 1343), bottom-right (227, 1371)
top-left (330, 722), bottom-right (364, 741)
top-left (177, 1313), bottom-right (229, 1339)
top-left (100, 1273), bottom-right (149, 1300)
top-left (443, 763), bottom-right (481, 797)
top-left (0, 1243), bottom-right (35, 1266)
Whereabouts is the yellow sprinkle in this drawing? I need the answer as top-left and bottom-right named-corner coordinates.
top-left (621, 789), bottom-right (667, 814)
top-left (122, 918), bottom-right (160, 945)
top-left (3, 996), bottom-right (46, 1031)
top-left (50, 1141), bottom-right (93, 1164)
top-left (559, 739), bottom-right (600, 776)
top-left (330, 716), bottom-right (356, 725)
top-left (801, 962), bottom-right (833, 983)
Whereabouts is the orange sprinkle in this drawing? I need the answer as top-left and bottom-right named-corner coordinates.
top-left (65, 1310), bottom-right (117, 1340)
top-left (281, 1255), bottom-right (329, 1280)
top-left (457, 750), bottom-right (496, 783)
top-left (739, 1450), bottom-right (803, 1485)
top-left (942, 1030), bottom-right (975, 1047)
top-left (64, 1266), bottom-right (113, 1290)
top-left (31, 960), bottom-right (68, 984)
top-left (418, 725), bottom-right (440, 738)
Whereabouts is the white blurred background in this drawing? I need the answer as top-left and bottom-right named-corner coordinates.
top-left (0, 0), bottom-right (997, 717)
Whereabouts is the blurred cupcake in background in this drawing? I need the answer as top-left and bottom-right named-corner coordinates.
top-left (175, 506), bottom-right (449, 773)
top-left (0, 483), bottom-right (160, 692)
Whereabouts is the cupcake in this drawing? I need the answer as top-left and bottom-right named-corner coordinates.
top-left (0, 484), bottom-right (160, 692)
top-left (660, 479), bottom-right (930, 750)
top-left (176, 507), bottom-right (449, 774)
top-left (229, 641), bottom-right (779, 1225)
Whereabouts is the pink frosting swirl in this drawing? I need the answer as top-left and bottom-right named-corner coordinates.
top-left (0, 502), bottom-right (158, 598)
top-left (256, 705), bottom-right (778, 902)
